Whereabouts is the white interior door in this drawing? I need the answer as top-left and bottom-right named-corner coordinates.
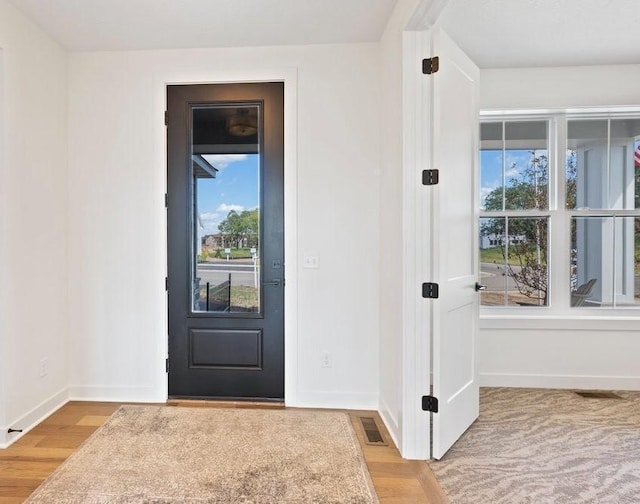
top-left (430, 28), bottom-right (480, 459)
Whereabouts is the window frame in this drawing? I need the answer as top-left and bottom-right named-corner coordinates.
top-left (480, 108), bottom-right (640, 317)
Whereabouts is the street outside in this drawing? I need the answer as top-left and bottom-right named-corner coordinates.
top-left (479, 261), bottom-right (545, 306)
top-left (196, 261), bottom-right (259, 288)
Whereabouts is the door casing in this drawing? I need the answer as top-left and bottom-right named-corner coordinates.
top-left (156, 69), bottom-right (299, 405)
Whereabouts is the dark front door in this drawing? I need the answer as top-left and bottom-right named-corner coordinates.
top-left (167, 83), bottom-right (284, 400)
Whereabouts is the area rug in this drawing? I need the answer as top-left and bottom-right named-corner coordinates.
top-left (429, 388), bottom-right (640, 504)
top-left (26, 405), bottom-right (379, 503)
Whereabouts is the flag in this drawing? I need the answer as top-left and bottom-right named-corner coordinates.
top-left (635, 144), bottom-right (640, 168)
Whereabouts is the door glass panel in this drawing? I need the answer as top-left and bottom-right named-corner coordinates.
top-left (191, 105), bottom-right (261, 313)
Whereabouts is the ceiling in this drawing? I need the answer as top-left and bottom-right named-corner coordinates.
top-left (7, 0), bottom-right (398, 51)
top-left (437, 0), bottom-right (640, 68)
top-left (8, 0), bottom-right (640, 68)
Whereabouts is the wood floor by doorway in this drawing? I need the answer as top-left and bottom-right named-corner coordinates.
top-left (1, 401), bottom-right (448, 503)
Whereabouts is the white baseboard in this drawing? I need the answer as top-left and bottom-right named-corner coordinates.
top-left (68, 385), bottom-right (164, 403)
top-left (0, 388), bottom-right (69, 449)
top-left (377, 396), bottom-right (401, 451)
top-left (290, 390), bottom-right (378, 410)
top-left (480, 372), bottom-right (640, 390)
top-left (71, 386), bottom-right (377, 409)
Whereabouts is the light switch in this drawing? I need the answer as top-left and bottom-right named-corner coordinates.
top-left (303, 255), bottom-right (319, 269)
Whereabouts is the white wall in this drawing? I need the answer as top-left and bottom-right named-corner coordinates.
top-left (479, 64), bottom-right (640, 390)
top-left (481, 318), bottom-right (640, 389)
top-left (0, 0), bottom-right (68, 447)
top-left (481, 65), bottom-right (640, 110)
top-left (67, 43), bottom-right (381, 408)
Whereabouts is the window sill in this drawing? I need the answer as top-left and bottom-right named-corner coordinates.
top-left (480, 310), bottom-right (640, 331)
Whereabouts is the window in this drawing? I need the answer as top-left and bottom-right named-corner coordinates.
top-left (567, 118), bottom-right (640, 308)
top-left (480, 120), bottom-right (549, 307)
top-left (480, 114), bottom-right (640, 310)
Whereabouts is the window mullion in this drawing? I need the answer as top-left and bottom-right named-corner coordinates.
top-left (550, 116), bottom-right (570, 311)
top-left (501, 121), bottom-right (506, 211)
top-left (554, 117), bottom-right (566, 211)
top-left (606, 119), bottom-right (611, 210)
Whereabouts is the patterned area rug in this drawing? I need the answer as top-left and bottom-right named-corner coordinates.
top-left (26, 405), bottom-right (379, 503)
top-left (429, 388), bottom-right (640, 504)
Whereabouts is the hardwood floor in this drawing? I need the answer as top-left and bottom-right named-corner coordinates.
top-left (0, 401), bottom-right (448, 503)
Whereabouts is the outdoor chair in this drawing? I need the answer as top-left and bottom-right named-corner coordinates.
top-left (570, 278), bottom-right (597, 307)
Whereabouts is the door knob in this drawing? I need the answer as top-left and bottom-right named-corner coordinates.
top-left (262, 279), bottom-right (281, 287)
top-left (475, 282), bottom-right (487, 291)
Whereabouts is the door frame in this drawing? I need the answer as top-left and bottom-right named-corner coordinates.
top-left (153, 68), bottom-right (298, 405)
top-left (400, 28), bottom-right (433, 460)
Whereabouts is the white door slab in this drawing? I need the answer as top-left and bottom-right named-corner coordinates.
top-left (429, 28), bottom-right (480, 460)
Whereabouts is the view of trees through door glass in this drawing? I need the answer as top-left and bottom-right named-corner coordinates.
top-left (191, 105), bottom-right (261, 313)
top-left (479, 121), bottom-right (549, 306)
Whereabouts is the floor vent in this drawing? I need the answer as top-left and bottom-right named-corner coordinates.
top-left (359, 417), bottom-right (387, 446)
top-left (574, 391), bottom-right (624, 399)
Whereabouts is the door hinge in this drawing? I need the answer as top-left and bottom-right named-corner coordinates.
top-left (422, 395), bottom-right (439, 413)
top-left (422, 169), bottom-right (439, 186)
top-left (165, 277), bottom-right (168, 291)
top-left (164, 110), bottom-right (169, 126)
top-left (165, 358), bottom-right (169, 373)
top-left (422, 56), bottom-right (439, 75)
top-left (422, 282), bottom-right (439, 299)
top-left (164, 193), bottom-right (168, 208)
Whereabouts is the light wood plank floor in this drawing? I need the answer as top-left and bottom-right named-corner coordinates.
top-left (0, 401), bottom-right (448, 503)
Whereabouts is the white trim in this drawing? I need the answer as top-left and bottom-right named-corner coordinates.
top-left (0, 388), bottom-right (69, 449)
top-left (400, 28), bottom-right (431, 461)
top-left (153, 68), bottom-right (299, 405)
top-left (480, 373), bottom-right (640, 391)
top-left (481, 309), bottom-right (640, 319)
top-left (282, 75), bottom-right (299, 406)
top-left (68, 385), bottom-right (160, 403)
top-left (406, 0), bottom-right (450, 31)
top-left (481, 316), bottom-right (640, 330)
top-left (481, 106), bottom-right (640, 118)
top-left (292, 391), bottom-right (378, 411)
top-left (0, 49), bottom-right (5, 446)
top-left (378, 395), bottom-right (401, 451)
